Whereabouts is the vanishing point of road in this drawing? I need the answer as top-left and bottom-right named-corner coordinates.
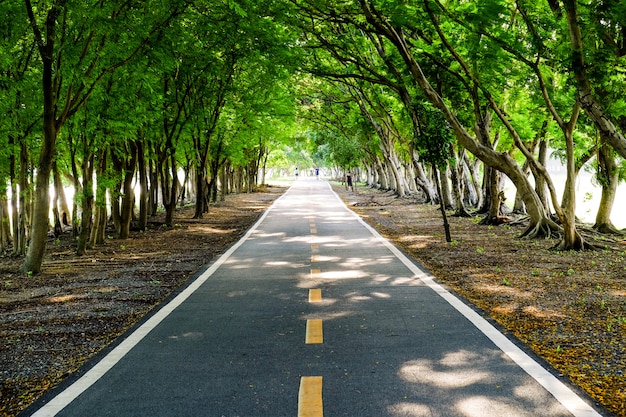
top-left (23, 179), bottom-right (606, 417)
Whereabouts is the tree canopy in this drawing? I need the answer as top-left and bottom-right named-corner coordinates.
top-left (2, 0), bottom-right (626, 272)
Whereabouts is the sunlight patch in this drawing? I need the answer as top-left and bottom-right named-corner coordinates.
top-left (388, 402), bottom-right (432, 416)
top-left (522, 305), bottom-right (567, 320)
top-left (456, 396), bottom-right (532, 417)
top-left (400, 359), bottom-right (491, 388)
top-left (316, 270), bottom-right (369, 280)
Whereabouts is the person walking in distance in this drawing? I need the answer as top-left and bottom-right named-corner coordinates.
top-left (295, 167), bottom-right (299, 179)
top-left (346, 172), bottom-right (354, 191)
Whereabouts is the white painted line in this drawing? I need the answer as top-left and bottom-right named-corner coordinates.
top-left (30, 190), bottom-right (291, 417)
top-left (328, 183), bottom-right (602, 417)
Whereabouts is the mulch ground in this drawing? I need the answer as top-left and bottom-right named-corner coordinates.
top-left (1, 182), bottom-right (624, 416)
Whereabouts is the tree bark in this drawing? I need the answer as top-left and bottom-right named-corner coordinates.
top-left (434, 166), bottom-right (452, 242)
top-left (89, 149), bottom-right (108, 248)
top-left (0, 194), bottom-right (11, 251)
top-left (19, 1), bottom-right (61, 274)
top-left (76, 152), bottom-right (94, 256)
top-left (449, 147), bottom-right (471, 217)
top-left (411, 151), bottom-right (437, 203)
top-left (9, 135), bottom-right (20, 253)
top-left (118, 141), bottom-right (138, 239)
top-left (439, 165), bottom-right (453, 210)
top-left (137, 140), bottom-right (149, 231)
top-left (594, 138), bottom-right (621, 234)
top-left (481, 167), bottom-right (506, 225)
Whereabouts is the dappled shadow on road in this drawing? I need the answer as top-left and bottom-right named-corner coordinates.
top-left (198, 182), bottom-right (577, 416)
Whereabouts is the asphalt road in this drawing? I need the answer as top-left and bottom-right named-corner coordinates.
top-left (24, 179), bottom-right (605, 417)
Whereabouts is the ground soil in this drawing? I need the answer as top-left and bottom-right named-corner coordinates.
top-left (1, 183), bottom-right (624, 416)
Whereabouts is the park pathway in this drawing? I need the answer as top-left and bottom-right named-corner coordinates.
top-left (24, 179), bottom-right (605, 417)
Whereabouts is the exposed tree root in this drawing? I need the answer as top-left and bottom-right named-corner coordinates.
top-left (592, 222), bottom-right (625, 236)
top-left (451, 206), bottom-right (473, 218)
top-left (550, 237), bottom-right (597, 251)
top-left (479, 215), bottom-right (511, 226)
top-left (520, 217), bottom-right (562, 239)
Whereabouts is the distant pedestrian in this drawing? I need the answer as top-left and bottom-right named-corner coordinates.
top-left (315, 168), bottom-right (319, 179)
top-left (295, 167), bottom-right (299, 178)
top-left (346, 172), bottom-right (353, 191)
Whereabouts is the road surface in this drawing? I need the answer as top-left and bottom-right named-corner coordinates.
top-left (24, 179), bottom-right (605, 417)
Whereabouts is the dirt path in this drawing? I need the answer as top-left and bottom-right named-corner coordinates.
top-left (1, 183), bottom-right (624, 416)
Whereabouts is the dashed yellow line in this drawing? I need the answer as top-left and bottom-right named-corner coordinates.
top-left (309, 288), bottom-right (322, 303)
top-left (302, 219), bottom-right (323, 415)
top-left (298, 376), bottom-right (323, 417)
top-left (306, 319), bottom-right (323, 344)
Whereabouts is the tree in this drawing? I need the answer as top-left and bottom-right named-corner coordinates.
top-left (414, 102), bottom-right (455, 242)
top-left (20, 0), bottom-right (184, 273)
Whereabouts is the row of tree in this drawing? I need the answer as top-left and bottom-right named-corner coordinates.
top-left (0, 0), bottom-right (307, 273)
top-left (2, 0), bottom-right (625, 274)
top-left (290, 0), bottom-right (626, 250)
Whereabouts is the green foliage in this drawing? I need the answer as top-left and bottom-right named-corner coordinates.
top-left (413, 102), bottom-right (455, 169)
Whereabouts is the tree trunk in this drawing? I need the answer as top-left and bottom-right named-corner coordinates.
top-left (534, 140), bottom-right (550, 212)
top-left (137, 140), bottom-right (149, 231)
top-left (434, 166), bottom-right (452, 242)
top-left (53, 160), bottom-right (71, 227)
top-left (77, 152), bottom-right (95, 256)
top-left (449, 148), bottom-right (471, 217)
top-left (15, 143), bottom-right (31, 256)
top-left (220, 161), bottom-right (229, 200)
top-left (193, 157), bottom-right (209, 218)
top-left (164, 152), bottom-right (178, 227)
top-left (9, 135), bottom-right (19, 253)
top-left (149, 160), bottom-right (159, 216)
top-left (118, 142), bottom-right (138, 239)
top-left (411, 152), bottom-right (437, 202)
top-left (594, 139), bottom-right (621, 234)
top-left (439, 165), bottom-right (453, 210)
top-left (0, 194), bottom-right (11, 251)
top-left (481, 168), bottom-right (506, 225)
top-left (461, 153), bottom-right (479, 208)
top-left (89, 150), bottom-right (108, 248)
top-left (20, 1), bottom-right (60, 274)
top-left (387, 153), bottom-right (405, 197)
top-left (375, 157), bottom-right (388, 190)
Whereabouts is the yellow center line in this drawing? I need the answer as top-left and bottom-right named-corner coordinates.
top-left (309, 288), bottom-right (322, 303)
top-left (311, 254), bottom-right (319, 263)
top-left (298, 376), bottom-right (323, 417)
top-left (306, 319), bottom-right (323, 344)
top-left (311, 243), bottom-right (319, 252)
top-left (310, 228), bottom-right (317, 234)
top-left (310, 269), bottom-right (320, 278)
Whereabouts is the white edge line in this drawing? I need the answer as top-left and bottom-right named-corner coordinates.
top-left (30, 189), bottom-right (289, 417)
top-left (328, 183), bottom-right (602, 417)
